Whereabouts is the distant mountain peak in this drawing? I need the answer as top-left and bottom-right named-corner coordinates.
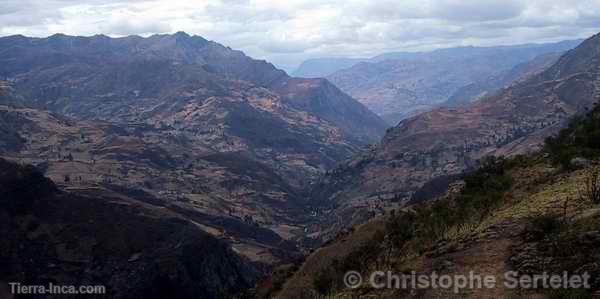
top-left (173, 31), bottom-right (190, 37)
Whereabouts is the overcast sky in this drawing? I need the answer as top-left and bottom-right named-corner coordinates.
top-left (1, 0), bottom-right (600, 71)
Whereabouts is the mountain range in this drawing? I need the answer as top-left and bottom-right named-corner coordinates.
top-left (267, 33), bottom-right (600, 299)
top-left (0, 32), bottom-right (386, 267)
top-left (2, 29), bottom-right (600, 299)
top-left (294, 40), bottom-right (582, 125)
top-left (308, 33), bottom-right (600, 239)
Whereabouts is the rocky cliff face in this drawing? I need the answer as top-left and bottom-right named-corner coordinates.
top-left (324, 41), bottom-right (582, 125)
top-left (311, 33), bottom-right (600, 238)
top-left (0, 158), bottom-right (258, 298)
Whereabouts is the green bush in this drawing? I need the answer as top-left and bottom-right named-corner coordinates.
top-left (386, 211), bottom-right (416, 243)
top-left (454, 156), bottom-right (513, 223)
top-left (313, 268), bottom-right (336, 295)
top-left (580, 169), bottom-right (600, 204)
top-left (544, 104), bottom-right (600, 168)
top-left (385, 155), bottom-right (514, 250)
top-left (526, 213), bottom-right (564, 239)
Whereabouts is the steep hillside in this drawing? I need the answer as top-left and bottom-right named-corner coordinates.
top-left (275, 107), bottom-right (600, 297)
top-left (293, 57), bottom-right (364, 78)
top-left (310, 33), bottom-right (600, 239)
top-left (444, 52), bottom-right (563, 107)
top-left (0, 33), bottom-right (386, 144)
top-left (0, 101), bottom-right (312, 265)
top-left (279, 161), bottom-right (600, 298)
top-left (0, 81), bottom-right (316, 265)
top-left (0, 158), bottom-right (258, 299)
top-left (325, 40), bottom-right (581, 124)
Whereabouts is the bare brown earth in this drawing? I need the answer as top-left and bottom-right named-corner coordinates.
top-left (0, 158), bottom-right (259, 298)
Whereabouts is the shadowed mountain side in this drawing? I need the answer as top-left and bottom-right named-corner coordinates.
top-left (0, 158), bottom-right (259, 298)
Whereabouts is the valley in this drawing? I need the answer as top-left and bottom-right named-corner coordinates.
top-left (1, 17), bottom-right (599, 299)
top-left (308, 33), bottom-right (600, 239)
top-left (295, 41), bottom-right (582, 125)
top-left (0, 33), bottom-right (386, 266)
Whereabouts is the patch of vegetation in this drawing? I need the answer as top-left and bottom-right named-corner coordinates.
top-left (312, 230), bottom-right (385, 295)
top-left (544, 103), bottom-right (600, 169)
top-left (524, 211), bottom-right (574, 261)
top-left (313, 267), bottom-right (337, 295)
top-left (255, 264), bottom-right (300, 299)
top-left (309, 155), bottom-right (517, 297)
top-left (516, 196), bottom-right (600, 294)
top-left (408, 156), bottom-right (514, 247)
top-left (580, 168), bottom-right (600, 204)
top-left (411, 174), bottom-right (461, 203)
top-left (526, 213), bottom-right (565, 240)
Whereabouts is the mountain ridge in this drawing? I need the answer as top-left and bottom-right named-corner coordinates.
top-left (0, 32), bottom-right (386, 266)
top-left (308, 32), bottom-right (600, 240)
top-left (292, 40), bottom-right (583, 79)
top-left (325, 40), bottom-right (583, 124)
top-left (0, 33), bottom-right (387, 143)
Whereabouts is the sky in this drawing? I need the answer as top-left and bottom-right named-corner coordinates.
top-left (1, 0), bottom-right (600, 72)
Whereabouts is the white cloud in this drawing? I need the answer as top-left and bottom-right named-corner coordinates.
top-left (1, 0), bottom-right (599, 69)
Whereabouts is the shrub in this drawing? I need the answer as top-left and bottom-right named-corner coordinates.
top-left (527, 213), bottom-right (564, 238)
top-left (390, 156), bottom-right (515, 249)
top-left (456, 156), bottom-right (513, 223)
top-left (580, 169), bottom-right (600, 204)
top-left (386, 211), bottom-right (416, 243)
top-left (313, 268), bottom-right (336, 295)
top-left (544, 105), bottom-right (600, 168)
top-left (411, 174), bottom-right (461, 203)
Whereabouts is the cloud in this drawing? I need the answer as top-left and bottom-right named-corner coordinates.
top-left (0, 0), bottom-right (599, 68)
top-left (101, 18), bottom-right (171, 36)
top-left (431, 0), bottom-right (525, 22)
